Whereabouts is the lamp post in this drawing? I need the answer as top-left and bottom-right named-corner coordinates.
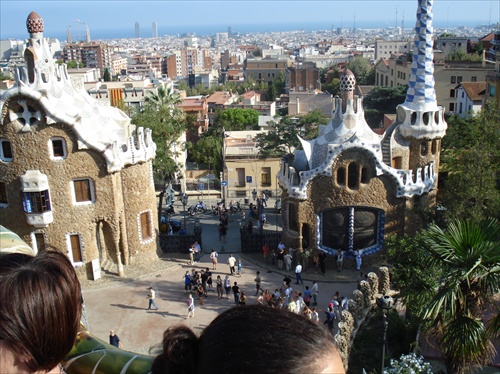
top-left (182, 193), bottom-right (189, 230)
top-left (376, 295), bottom-right (394, 374)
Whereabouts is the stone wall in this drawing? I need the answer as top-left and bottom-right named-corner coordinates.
top-left (0, 100), bottom-right (159, 279)
top-left (334, 267), bottom-right (395, 372)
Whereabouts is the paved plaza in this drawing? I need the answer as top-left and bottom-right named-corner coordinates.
top-left (82, 197), bottom-right (361, 355)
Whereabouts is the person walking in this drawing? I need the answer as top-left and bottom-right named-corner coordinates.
top-left (336, 250), bottom-right (344, 272)
top-left (224, 275), bottom-right (231, 299)
top-left (311, 280), bottom-right (319, 306)
top-left (318, 251), bottom-right (327, 275)
top-left (183, 271), bottom-right (191, 293)
top-left (353, 249), bottom-right (362, 271)
top-left (254, 271), bottom-right (264, 295)
top-left (324, 306), bottom-right (336, 334)
top-left (277, 248), bottom-right (285, 270)
top-left (237, 258), bottom-right (243, 275)
top-left (193, 241), bottom-right (202, 262)
top-left (227, 254), bottom-right (236, 275)
top-left (210, 249), bottom-right (218, 270)
top-left (295, 263), bottom-right (304, 285)
top-left (147, 287), bottom-right (159, 310)
top-left (188, 245), bottom-right (195, 265)
top-left (200, 270), bottom-right (208, 296)
top-left (262, 242), bottom-right (269, 263)
top-left (216, 275), bottom-right (224, 299)
top-left (232, 281), bottom-right (241, 305)
top-left (206, 268), bottom-right (213, 292)
top-left (239, 291), bottom-right (247, 306)
top-left (186, 294), bottom-right (195, 318)
top-left (109, 330), bottom-right (122, 348)
top-left (284, 251), bottom-right (293, 271)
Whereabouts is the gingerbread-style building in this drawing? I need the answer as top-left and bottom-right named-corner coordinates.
top-left (0, 12), bottom-right (159, 279)
top-left (277, 0), bottom-right (447, 260)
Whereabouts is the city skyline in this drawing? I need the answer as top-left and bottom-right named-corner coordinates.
top-left (1, 0), bottom-right (498, 41)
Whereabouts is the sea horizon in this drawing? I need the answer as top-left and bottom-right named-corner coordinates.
top-left (2, 18), bottom-right (493, 42)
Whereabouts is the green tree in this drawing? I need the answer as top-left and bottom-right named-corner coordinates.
top-left (266, 83), bottom-right (277, 102)
top-left (187, 136), bottom-right (223, 176)
top-left (65, 60), bottom-right (82, 69)
top-left (440, 101), bottom-right (500, 223)
top-left (255, 112), bottom-right (328, 158)
top-left (274, 71), bottom-right (286, 99)
top-left (346, 56), bottom-right (374, 85)
top-left (447, 50), bottom-right (482, 62)
top-left (132, 88), bottom-right (185, 184)
top-left (212, 108), bottom-right (260, 133)
top-left (362, 86), bottom-right (407, 128)
top-left (321, 77), bottom-right (340, 96)
top-left (103, 68), bottom-right (111, 82)
top-left (419, 218), bottom-right (500, 374)
top-left (386, 233), bottom-right (439, 319)
top-left (144, 85), bottom-right (182, 111)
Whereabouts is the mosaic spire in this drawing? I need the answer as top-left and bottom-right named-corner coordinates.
top-left (404, 0), bottom-right (438, 111)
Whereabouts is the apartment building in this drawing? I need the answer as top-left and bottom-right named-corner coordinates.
top-left (244, 56), bottom-right (290, 85)
top-left (63, 42), bottom-right (112, 75)
top-left (374, 39), bottom-right (411, 61)
top-left (375, 55), bottom-right (494, 112)
top-left (166, 51), bottom-right (182, 78)
top-left (434, 36), bottom-right (468, 59)
top-left (223, 130), bottom-right (281, 199)
top-left (177, 95), bottom-right (209, 141)
top-left (286, 61), bottom-right (320, 93)
top-left (288, 89), bottom-right (334, 116)
top-left (206, 91), bottom-right (238, 125)
top-left (110, 56), bottom-right (128, 76)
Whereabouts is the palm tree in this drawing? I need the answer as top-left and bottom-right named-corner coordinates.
top-left (133, 85), bottom-right (186, 185)
top-left (420, 218), bottom-right (500, 374)
top-left (144, 85), bottom-right (182, 111)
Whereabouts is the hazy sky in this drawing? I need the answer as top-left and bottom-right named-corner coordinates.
top-left (1, 0), bottom-right (498, 40)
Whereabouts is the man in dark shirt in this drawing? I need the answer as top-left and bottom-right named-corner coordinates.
top-left (201, 270), bottom-right (208, 296)
top-left (319, 251), bottom-right (327, 275)
top-left (232, 281), bottom-right (241, 305)
top-left (109, 330), bottom-right (122, 348)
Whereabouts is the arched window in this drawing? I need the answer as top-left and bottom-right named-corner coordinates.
top-left (431, 140), bottom-right (438, 154)
top-left (348, 163), bottom-right (359, 189)
top-left (361, 167), bottom-right (368, 184)
top-left (337, 167), bottom-right (346, 186)
top-left (420, 142), bottom-right (428, 156)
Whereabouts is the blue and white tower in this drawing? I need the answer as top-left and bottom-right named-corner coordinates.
top-left (397, 0), bottom-right (447, 140)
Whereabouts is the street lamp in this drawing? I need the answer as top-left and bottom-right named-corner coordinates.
top-left (376, 295), bottom-right (394, 374)
top-left (182, 193), bottom-right (189, 230)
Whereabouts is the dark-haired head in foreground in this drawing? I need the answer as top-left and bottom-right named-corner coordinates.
top-left (152, 304), bottom-right (345, 374)
top-left (0, 250), bottom-right (82, 373)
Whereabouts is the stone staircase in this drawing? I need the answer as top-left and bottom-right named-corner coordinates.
top-left (381, 123), bottom-right (397, 165)
top-left (100, 259), bottom-right (115, 273)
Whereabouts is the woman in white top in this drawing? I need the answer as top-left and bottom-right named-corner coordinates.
top-left (210, 249), bottom-right (218, 270)
top-left (224, 275), bottom-right (231, 299)
top-left (186, 294), bottom-right (195, 318)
